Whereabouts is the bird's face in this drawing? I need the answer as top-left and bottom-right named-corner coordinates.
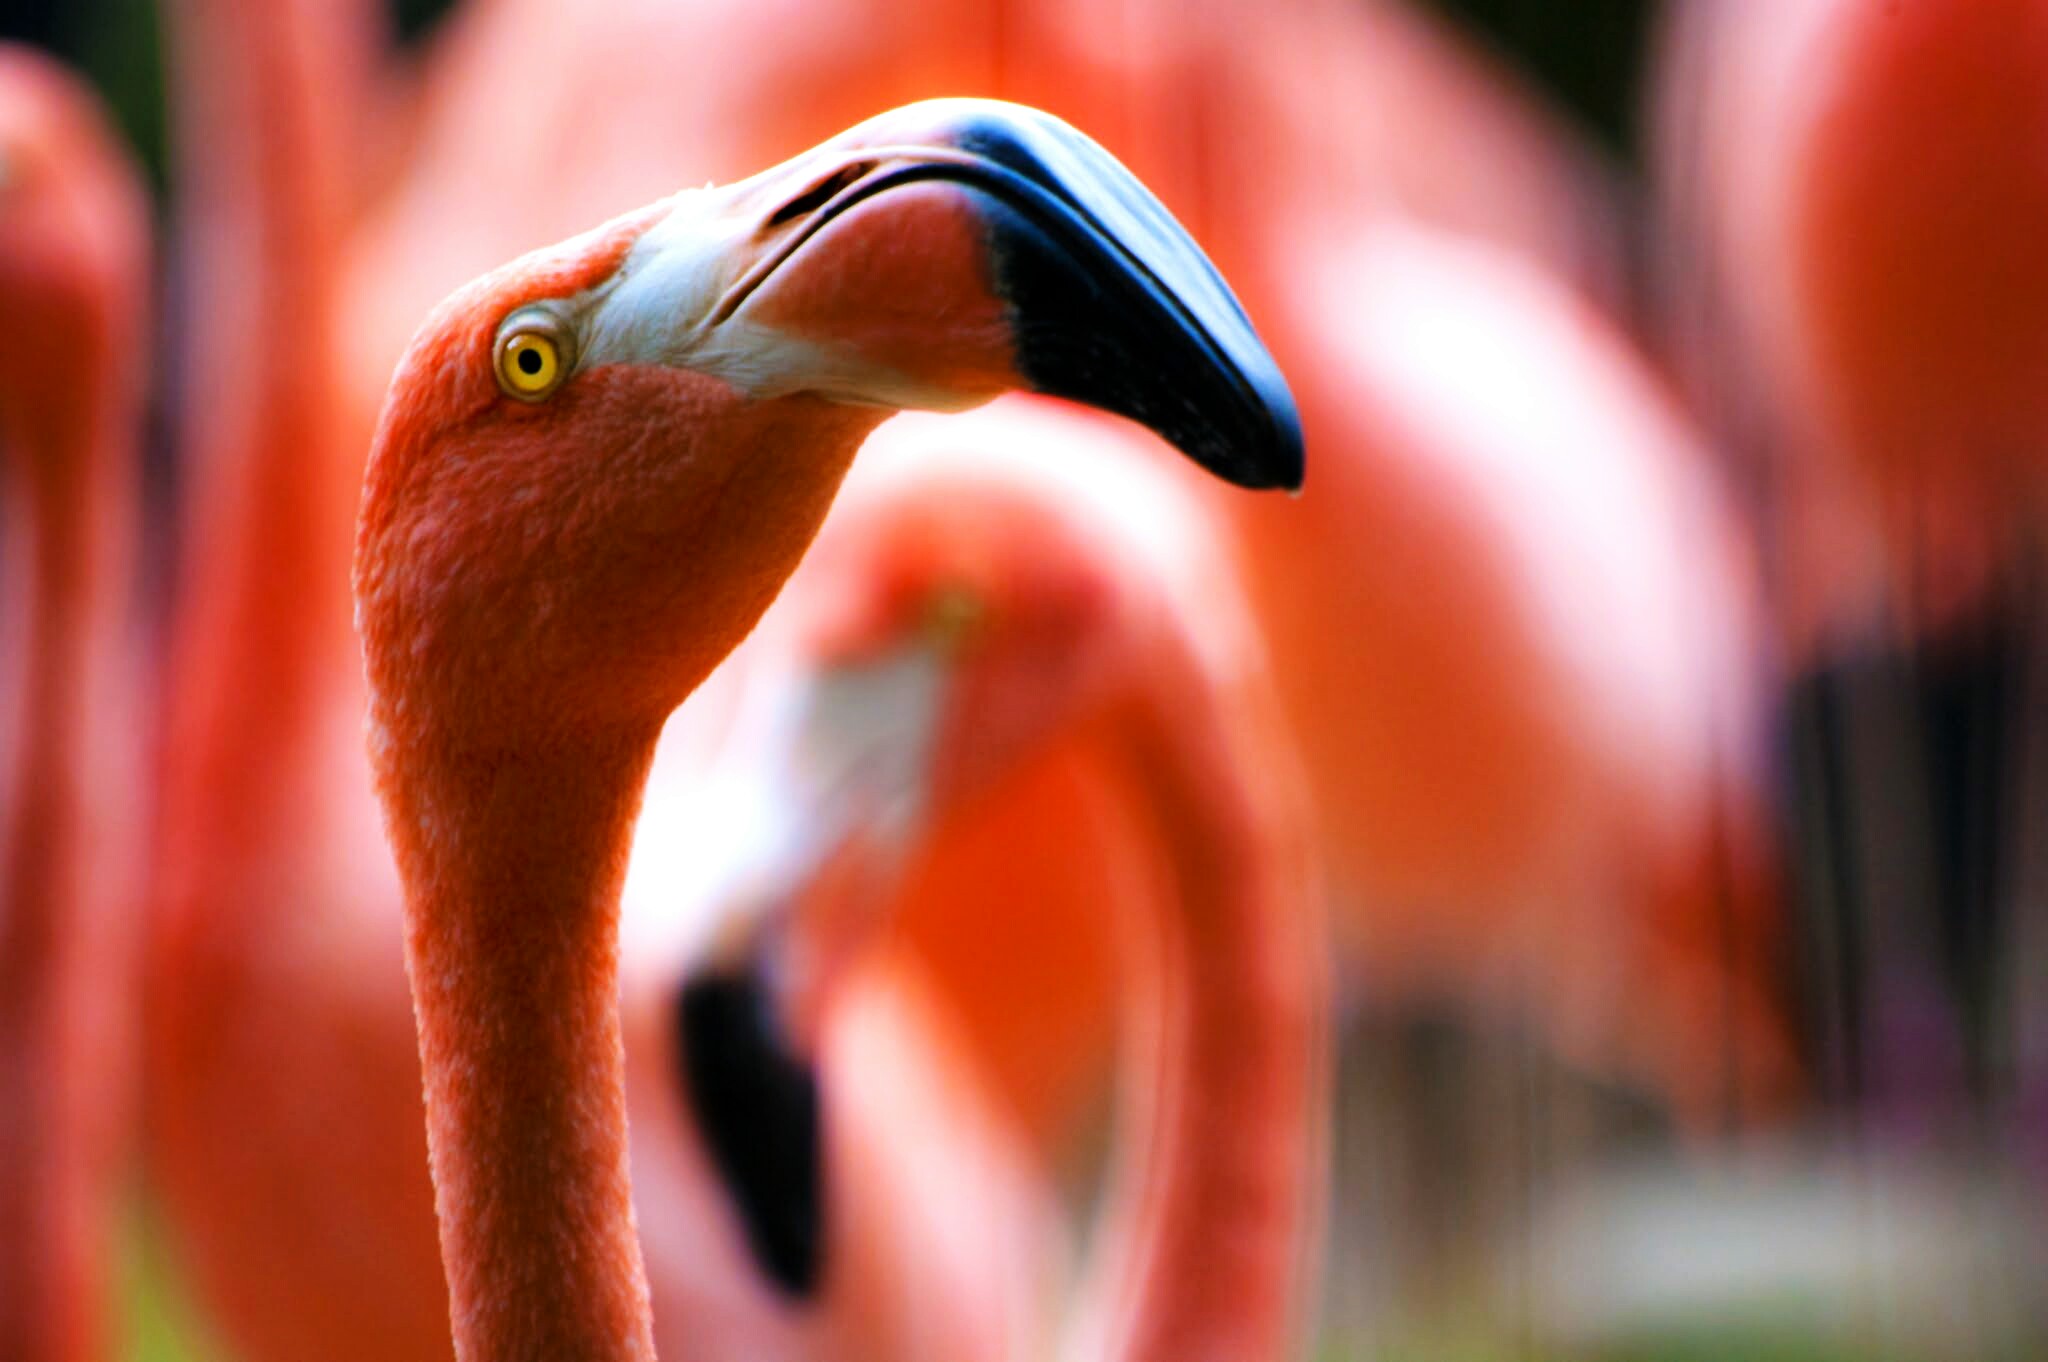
top-left (677, 476), bottom-right (1147, 993)
top-left (800, 483), bottom-right (1140, 807)
top-left (665, 480), bottom-right (1150, 1300)
top-left (356, 98), bottom-right (1301, 742)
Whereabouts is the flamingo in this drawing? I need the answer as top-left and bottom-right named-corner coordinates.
top-left (0, 45), bottom-right (148, 1362)
top-left (144, 5), bottom-right (458, 1356)
top-left (350, 98), bottom-right (1304, 1360)
top-left (636, 394), bottom-right (1325, 1359)
top-left (1655, 0), bottom-right (2048, 1114)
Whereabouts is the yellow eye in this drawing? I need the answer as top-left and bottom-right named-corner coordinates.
top-left (494, 310), bottom-right (573, 400)
top-left (499, 332), bottom-right (560, 396)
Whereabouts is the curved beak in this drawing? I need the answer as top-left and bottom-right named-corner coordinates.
top-left (941, 103), bottom-right (1305, 491)
top-left (580, 99), bottom-right (1303, 490)
top-left (674, 965), bottom-right (824, 1299)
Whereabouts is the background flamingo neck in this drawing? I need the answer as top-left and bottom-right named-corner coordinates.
top-left (1088, 641), bottom-right (1324, 1362)
top-left (392, 729), bottom-right (661, 1362)
top-left (0, 397), bottom-right (135, 1362)
top-left (158, 0), bottom-right (373, 828)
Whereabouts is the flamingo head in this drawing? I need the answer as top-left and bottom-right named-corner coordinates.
top-left (355, 98), bottom-right (1300, 746)
top-left (796, 468), bottom-right (1149, 808)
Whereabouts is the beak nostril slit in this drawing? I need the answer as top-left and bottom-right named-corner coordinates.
top-left (766, 161), bottom-right (876, 229)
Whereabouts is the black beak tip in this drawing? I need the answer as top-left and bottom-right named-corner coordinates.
top-left (1269, 417), bottom-right (1307, 494)
top-left (1205, 375), bottom-right (1305, 493)
top-left (936, 103), bottom-right (1306, 496)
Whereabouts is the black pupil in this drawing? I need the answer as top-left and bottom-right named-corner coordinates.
top-left (517, 345), bottom-right (544, 375)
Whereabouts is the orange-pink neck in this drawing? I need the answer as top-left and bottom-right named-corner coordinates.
top-left (1088, 631), bottom-right (1324, 1362)
top-left (157, 0), bottom-right (370, 864)
top-left (387, 729), bottom-right (662, 1362)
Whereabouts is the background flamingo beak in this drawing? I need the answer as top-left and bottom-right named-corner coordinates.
top-left (666, 649), bottom-right (949, 1300)
top-left (674, 964), bottom-right (825, 1299)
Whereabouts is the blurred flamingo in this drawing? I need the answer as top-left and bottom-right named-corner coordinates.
top-left (644, 396), bottom-right (1325, 1362)
top-left (1236, 220), bottom-right (1790, 1126)
top-left (963, 0), bottom-right (1787, 1117)
top-left (144, 5), bottom-right (456, 1357)
top-left (1656, 0), bottom-right (2048, 1117)
top-left (0, 45), bottom-right (148, 1362)
top-left (1056, 0), bottom-right (1793, 1129)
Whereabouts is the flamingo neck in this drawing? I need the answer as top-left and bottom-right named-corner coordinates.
top-left (389, 727), bottom-right (662, 1362)
top-left (1089, 636), bottom-right (1324, 1362)
top-left (0, 393), bottom-right (134, 1362)
top-left (159, 0), bottom-right (370, 832)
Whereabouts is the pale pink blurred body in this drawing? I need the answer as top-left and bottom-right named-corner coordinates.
top-left (1659, 0), bottom-right (2048, 649)
top-left (1237, 222), bottom-right (1787, 1117)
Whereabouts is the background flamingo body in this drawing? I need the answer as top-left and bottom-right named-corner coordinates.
top-left (1658, 0), bottom-right (2048, 1118)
